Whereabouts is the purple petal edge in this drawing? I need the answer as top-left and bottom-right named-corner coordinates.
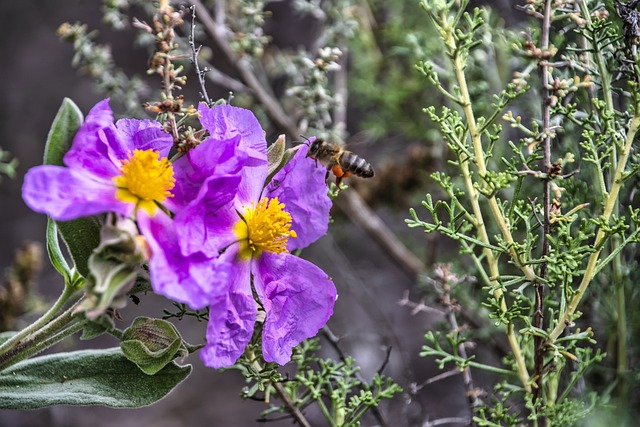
top-left (254, 252), bottom-right (336, 365)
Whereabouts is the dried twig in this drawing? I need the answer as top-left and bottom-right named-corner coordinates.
top-left (411, 368), bottom-right (461, 394)
top-left (272, 381), bottom-right (312, 427)
top-left (189, 0), bottom-right (298, 136)
top-left (189, 5), bottom-right (211, 105)
top-left (534, 0), bottom-right (553, 411)
top-left (335, 191), bottom-right (427, 278)
top-left (422, 417), bottom-right (470, 427)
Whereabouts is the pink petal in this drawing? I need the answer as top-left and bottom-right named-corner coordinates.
top-left (114, 118), bottom-right (173, 159)
top-left (198, 103), bottom-right (268, 204)
top-left (173, 177), bottom-right (241, 258)
top-left (63, 99), bottom-right (121, 179)
top-left (265, 143), bottom-right (331, 250)
top-left (138, 211), bottom-right (229, 310)
top-left (22, 166), bottom-right (129, 221)
top-left (254, 252), bottom-right (336, 365)
top-left (200, 246), bottom-right (257, 368)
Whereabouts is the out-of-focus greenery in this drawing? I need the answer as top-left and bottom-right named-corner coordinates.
top-left (0, 148), bottom-right (18, 182)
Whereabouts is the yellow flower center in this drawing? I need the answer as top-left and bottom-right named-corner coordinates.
top-left (233, 197), bottom-right (297, 260)
top-left (113, 149), bottom-right (175, 215)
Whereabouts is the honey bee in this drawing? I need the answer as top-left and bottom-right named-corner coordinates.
top-left (306, 138), bottom-right (375, 185)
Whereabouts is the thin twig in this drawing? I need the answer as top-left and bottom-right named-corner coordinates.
top-left (534, 0), bottom-right (552, 411)
top-left (335, 191), bottom-right (427, 278)
top-left (189, 0), bottom-right (298, 137)
top-left (422, 417), bottom-right (470, 427)
top-left (398, 290), bottom-right (446, 316)
top-left (435, 269), bottom-right (480, 422)
top-left (411, 368), bottom-right (461, 393)
top-left (400, 290), bottom-right (511, 356)
top-left (272, 381), bottom-right (312, 427)
top-left (377, 345), bottom-right (393, 375)
top-left (444, 300), bottom-right (480, 413)
top-left (189, 5), bottom-right (211, 105)
top-left (199, 58), bottom-right (251, 93)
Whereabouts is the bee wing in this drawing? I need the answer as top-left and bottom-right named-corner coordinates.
top-left (344, 130), bottom-right (375, 149)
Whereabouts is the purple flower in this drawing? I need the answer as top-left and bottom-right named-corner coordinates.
top-left (23, 99), bottom-right (175, 220)
top-left (21, 99), bottom-right (245, 310)
top-left (182, 104), bottom-right (337, 368)
top-left (138, 115), bottom-right (249, 308)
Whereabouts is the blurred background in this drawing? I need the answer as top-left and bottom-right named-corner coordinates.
top-left (0, 1), bottom-right (535, 426)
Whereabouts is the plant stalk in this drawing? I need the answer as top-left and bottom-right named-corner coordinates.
top-left (533, 0), bottom-right (552, 413)
top-left (0, 298), bottom-right (83, 371)
top-left (577, 0), bottom-right (629, 403)
top-left (549, 113), bottom-right (640, 342)
top-left (441, 11), bottom-right (532, 391)
top-left (0, 283), bottom-right (76, 357)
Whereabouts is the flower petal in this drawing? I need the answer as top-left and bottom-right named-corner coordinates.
top-left (63, 99), bottom-right (121, 179)
top-left (22, 166), bottom-right (129, 221)
top-left (200, 245), bottom-right (256, 368)
top-left (198, 104), bottom-right (267, 166)
top-left (187, 135), bottom-right (247, 177)
top-left (265, 143), bottom-right (331, 250)
top-left (254, 252), bottom-right (336, 365)
top-left (169, 134), bottom-right (246, 212)
top-left (198, 103), bottom-right (268, 204)
top-left (137, 210), bottom-right (229, 310)
top-left (114, 118), bottom-right (173, 159)
top-left (173, 177), bottom-right (241, 258)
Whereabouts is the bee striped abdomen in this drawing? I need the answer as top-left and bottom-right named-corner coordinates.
top-left (339, 151), bottom-right (375, 178)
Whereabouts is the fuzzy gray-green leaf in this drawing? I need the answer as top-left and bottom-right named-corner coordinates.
top-left (43, 98), bottom-right (101, 278)
top-left (0, 348), bottom-right (191, 409)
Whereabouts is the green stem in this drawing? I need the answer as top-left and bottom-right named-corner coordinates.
top-left (250, 360), bottom-right (312, 427)
top-left (9, 321), bottom-right (86, 368)
top-left (437, 10), bottom-right (533, 392)
top-left (0, 298), bottom-right (83, 371)
top-left (0, 284), bottom-right (77, 357)
top-left (549, 113), bottom-right (640, 342)
top-left (578, 1), bottom-right (616, 142)
top-left (313, 387), bottom-right (335, 427)
top-left (593, 227), bottom-right (640, 276)
top-left (577, 2), bottom-right (628, 402)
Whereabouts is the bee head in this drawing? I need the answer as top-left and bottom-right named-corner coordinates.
top-left (300, 135), bottom-right (321, 157)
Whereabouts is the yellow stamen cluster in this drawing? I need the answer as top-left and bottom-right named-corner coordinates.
top-left (233, 197), bottom-right (297, 260)
top-left (113, 149), bottom-right (175, 215)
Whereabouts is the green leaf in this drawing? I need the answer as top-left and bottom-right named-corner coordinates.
top-left (267, 134), bottom-right (286, 177)
top-left (121, 317), bottom-right (189, 375)
top-left (56, 217), bottom-right (103, 278)
top-left (43, 98), bottom-right (83, 166)
top-left (0, 348), bottom-right (191, 409)
top-left (43, 98), bottom-right (101, 278)
top-left (46, 218), bottom-right (71, 283)
top-left (80, 316), bottom-right (115, 340)
top-left (265, 136), bottom-right (299, 185)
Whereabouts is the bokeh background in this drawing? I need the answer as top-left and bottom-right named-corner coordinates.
top-left (1, 1), bottom-right (525, 426)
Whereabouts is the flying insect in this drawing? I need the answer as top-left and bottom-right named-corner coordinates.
top-left (306, 138), bottom-right (375, 185)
